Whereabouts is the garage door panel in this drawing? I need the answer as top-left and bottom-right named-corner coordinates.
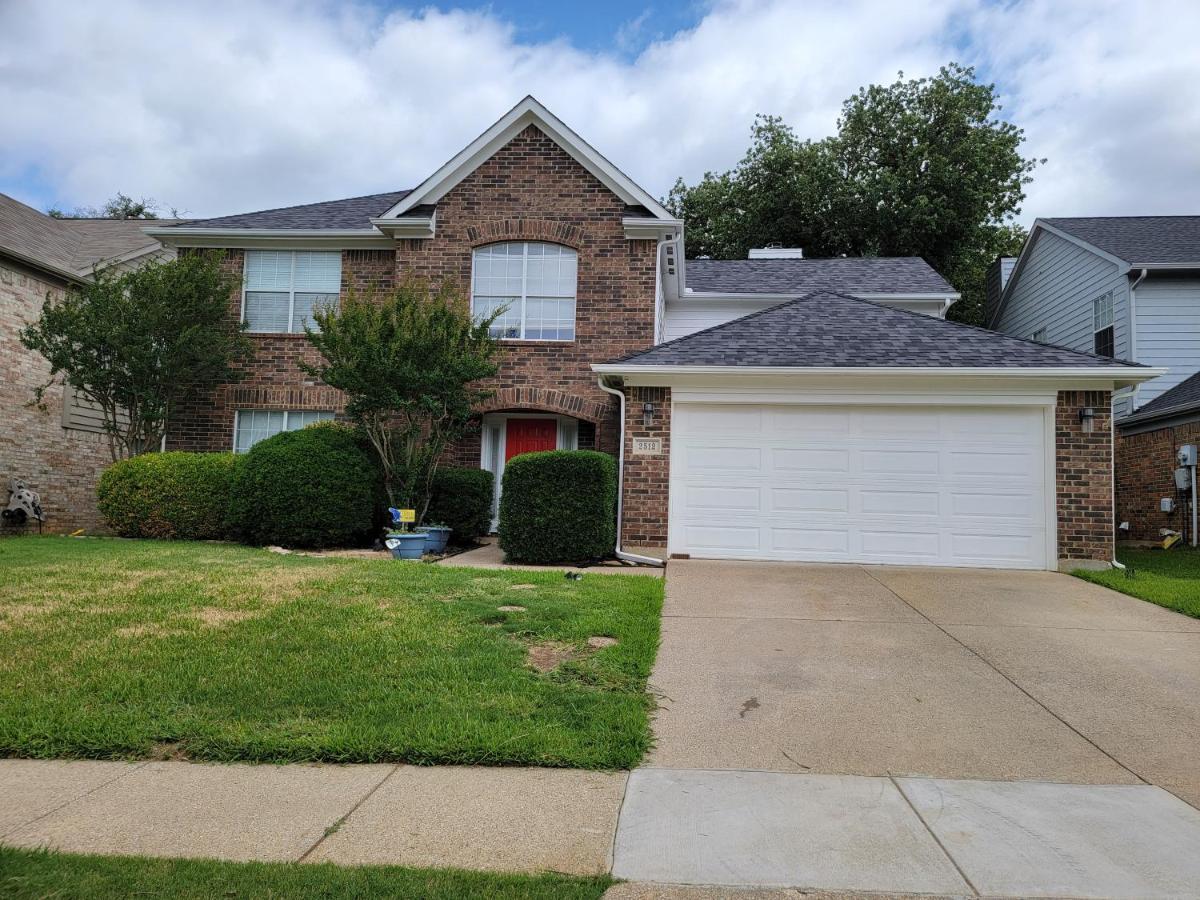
top-left (772, 487), bottom-right (849, 513)
top-left (682, 484), bottom-right (761, 513)
top-left (685, 444), bottom-right (763, 473)
top-left (671, 403), bottom-right (1050, 570)
top-left (861, 449), bottom-right (940, 475)
top-left (860, 489), bottom-right (940, 516)
top-left (679, 406), bottom-right (764, 434)
top-left (770, 527), bottom-right (850, 554)
top-left (772, 447), bottom-right (850, 473)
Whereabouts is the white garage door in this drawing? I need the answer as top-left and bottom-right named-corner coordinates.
top-left (670, 403), bottom-right (1051, 569)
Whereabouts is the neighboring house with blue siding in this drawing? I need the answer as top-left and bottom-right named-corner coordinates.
top-left (987, 216), bottom-right (1200, 419)
top-left (987, 216), bottom-right (1200, 540)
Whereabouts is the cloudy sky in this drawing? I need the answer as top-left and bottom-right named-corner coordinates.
top-left (2, 0), bottom-right (1198, 224)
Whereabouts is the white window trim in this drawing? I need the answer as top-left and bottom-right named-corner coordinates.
top-left (232, 409), bottom-right (334, 452)
top-left (470, 242), bottom-right (577, 342)
top-left (241, 250), bottom-right (340, 335)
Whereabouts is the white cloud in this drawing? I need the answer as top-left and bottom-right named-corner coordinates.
top-left (1, 0), bottom-right (1197, 222)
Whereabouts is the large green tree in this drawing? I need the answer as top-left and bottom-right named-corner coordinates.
top-left (666, 64), bottom-right (1038, 324)
top-left (302, 279), bottom-right (502, 518)
top-left (20, 253), bottom-right (251, 460)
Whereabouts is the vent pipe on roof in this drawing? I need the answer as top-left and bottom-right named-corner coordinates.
top-left (748, 246), bottom-right (803, 259)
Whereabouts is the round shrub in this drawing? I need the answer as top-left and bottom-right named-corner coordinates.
top-left (425, 467), bottom-right (494, 545)
top-left (228, 422), bottom-right (380, 548)
top-left (97, 452), bottom-right (236, 540)
top-left (498, 450), bottom-right (616, 564)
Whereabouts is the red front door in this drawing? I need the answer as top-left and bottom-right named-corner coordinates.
top-left (505, 418), bottom-right (557, 462)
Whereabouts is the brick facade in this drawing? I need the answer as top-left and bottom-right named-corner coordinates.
top-left (167, 125), bottom-right (656, 464)
top-left (1, 259), bottom-right (112, 533)
top-left (620, 386), bottom-right (671, 548)
top-left (1056, 390), bottom-right (1114, 562)
top-left (1115, 419), bottom-right (1200, 539)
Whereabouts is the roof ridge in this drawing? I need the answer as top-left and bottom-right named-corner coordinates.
top-left (179, 189), bottom-right (411, 227)
top-left (828, 289), bottom-right (1145, 368)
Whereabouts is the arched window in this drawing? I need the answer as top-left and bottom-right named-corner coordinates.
top-left (471, 242), bottom-right (577, 341)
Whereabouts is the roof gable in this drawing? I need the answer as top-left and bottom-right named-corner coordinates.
top-left (378, 96), bottom-right (673, 221)
top-left (606, 290), bottom-right (1143, 370)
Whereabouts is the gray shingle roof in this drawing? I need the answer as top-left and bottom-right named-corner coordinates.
top-left (1122, 371), bottom-right (1200, 424)
top-left (609, 290), bottom-right (1142, 369)
top-left (175, 190), bottom-right (411, 230)
top-left (0, 193), bottom-right (176, 278)
top-left (1042, 216), bottom-right (1200, 266)
top-left (684, 256), bottom-right (954, 294)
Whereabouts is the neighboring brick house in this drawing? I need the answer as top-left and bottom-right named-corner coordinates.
top-left (1, 193), bottom-right (176, 532)
top-left (148, 97), bottom-right (1154, 570)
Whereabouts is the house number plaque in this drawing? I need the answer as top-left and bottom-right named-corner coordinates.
top-left (632, 437), bottom-right (663, 455)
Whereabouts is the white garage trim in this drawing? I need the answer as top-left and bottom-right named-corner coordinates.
top-left (668, 398), bottom-right (1058, 570)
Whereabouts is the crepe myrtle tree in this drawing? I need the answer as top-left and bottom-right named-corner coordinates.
top-left (20, 252), bottom-right (251, 461)
top-left (302, 278), bottom-right (502, 520)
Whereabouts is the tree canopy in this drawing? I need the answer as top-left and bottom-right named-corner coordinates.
top-left (48, 193), bottom-right (164, 219)
top-left (302, 279), bottom-right (502, 517)
top-left (20, 253), bottom-right (251, 460)
top-left (666, 64), bottom-right (1038, 324)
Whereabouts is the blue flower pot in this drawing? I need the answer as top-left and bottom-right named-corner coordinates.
top-left (385, 532), bottom-right (427, 560)
top-left (417, 525), bottom-right (452, 553)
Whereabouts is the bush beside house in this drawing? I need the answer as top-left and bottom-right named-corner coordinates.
top-left (97, 452), bottom-right (236, 540)
top-left (425, 467), bottom-right (494, 544)
top-left (227, 423), bottom-right (380, 549)
top-left (499, 450), bottom-right (617, 564)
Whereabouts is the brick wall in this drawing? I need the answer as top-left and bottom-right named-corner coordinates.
top-left (167, 249), bottom-right (394, 451)
top-left (621, 386), bottom-right (671, 548)
top-left (1, 258), bottom-right (112, 533)
top-left (1056, 390), bottom-right (1114, 562)
top-left (168, 126), bottom-right (656, 463)
top-left (1115, 419), bottom-right (1200, 539)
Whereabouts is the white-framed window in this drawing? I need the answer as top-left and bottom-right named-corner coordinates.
top-left (233, 409), bottom-right (334, 453)
top-left (471, 242), bottom-right (577, 341)
top-left (243, 250), bottom-right (341, 333)
top-left (1093, 292), bottom-right (1115, 358)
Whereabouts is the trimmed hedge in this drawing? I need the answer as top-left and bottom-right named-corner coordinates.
top-left (498, 450), bottom-right (617, 564)
top-left (425, 467), bottom-right (494, 545)
top-left (228, 422), bottom-right (380, 549)
top-left (97, 452), bottom-right (236, 540)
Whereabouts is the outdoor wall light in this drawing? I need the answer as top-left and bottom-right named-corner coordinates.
top-left (643, 402), bottom-right (655, 427)
top-left (1080, 406), bottom-right (1096, 433)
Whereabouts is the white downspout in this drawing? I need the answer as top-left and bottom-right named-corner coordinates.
top-left (598, 376), bottom-right (666, 568)
top-left (652, 231), bottom-right (676, 345)
top-left (1128, 268), bottom-right (1148, 410)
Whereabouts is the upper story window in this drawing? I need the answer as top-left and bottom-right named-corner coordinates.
top-left (243, 250), bottom-right (341, 333)
top-left (471, 242), bottom-right (577, 341)
top-left (1093, 292), bottom-right (1115, 358)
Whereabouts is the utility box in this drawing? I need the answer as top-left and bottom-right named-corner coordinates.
top-left (1162, 497), bottom-right (1177, 513)
top-left (1176, 467), bottom-right (1193, 491)
top-left (1179, 444), bottom-right (1198, 467)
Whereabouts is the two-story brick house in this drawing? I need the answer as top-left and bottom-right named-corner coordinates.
top-left (147, 98), bottom-right (1157, 571)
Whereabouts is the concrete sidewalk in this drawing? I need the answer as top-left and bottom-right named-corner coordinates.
top-left (6, 758), bottom-right (1200, 898)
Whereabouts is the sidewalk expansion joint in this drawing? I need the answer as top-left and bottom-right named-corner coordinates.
top-left (296, 763), bottom-right (401, 863)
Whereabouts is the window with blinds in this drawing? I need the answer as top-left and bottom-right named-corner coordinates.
top-left (233, 409), bottom-right (334, 453)
top-left (243, 251), bottom-right (341, 333)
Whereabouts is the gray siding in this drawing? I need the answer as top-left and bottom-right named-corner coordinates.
top-left (993, 230), bottom-right (1133, 414)
top-left (995, 230), bottom-right (1128, 355)
top-left (1134, 277), bottom-right (1200, 408)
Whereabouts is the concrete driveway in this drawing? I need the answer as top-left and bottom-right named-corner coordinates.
top-left (649, 560), bottom-right (1200, 809)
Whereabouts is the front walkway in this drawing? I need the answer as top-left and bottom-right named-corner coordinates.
top-left (437, 537), bottom-right (664, 576)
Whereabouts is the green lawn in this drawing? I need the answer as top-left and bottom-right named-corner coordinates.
top-left (1074, 548), bottom-right (1200, 618)
top-left (0, 536), bottom-right (662, 768)
top-left (0, 847), bottom-right (612, 900)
